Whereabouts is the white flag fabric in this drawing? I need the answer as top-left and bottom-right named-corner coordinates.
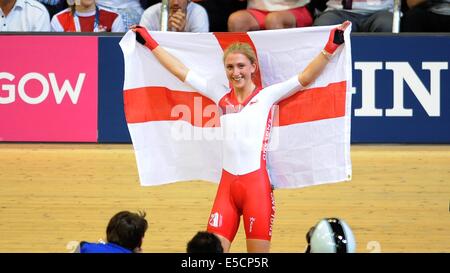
top-left (119, 25), bottom-right (352, 188)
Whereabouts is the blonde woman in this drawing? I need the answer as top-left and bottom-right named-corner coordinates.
top-left (131, 21), bottom-right (350, 252)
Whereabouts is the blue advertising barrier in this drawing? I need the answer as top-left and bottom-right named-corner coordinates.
top-left (351, 34), bottom-right (450, 143)
top-left (98, 36), bottom-right (130, 142)
top-left (97, 34), bottom-right (450, 143)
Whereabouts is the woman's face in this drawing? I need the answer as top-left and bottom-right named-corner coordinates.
top-left (224, 52), bottom-right (256, 90)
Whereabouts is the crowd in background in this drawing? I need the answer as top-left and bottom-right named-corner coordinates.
top-left (0, 0), bottom-right (449, 33)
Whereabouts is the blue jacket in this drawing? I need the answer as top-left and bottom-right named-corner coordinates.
top-left (79, 241), bottom-right (132, 253)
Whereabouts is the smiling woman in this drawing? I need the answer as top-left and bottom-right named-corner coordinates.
top-left (223, 43), bottom-right (257, 102)
top-left (130, 22), bottom-right (350, 253)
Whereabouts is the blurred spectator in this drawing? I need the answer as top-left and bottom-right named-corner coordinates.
top-left (75, 210), bottom-right (148, 253)
top-left (227, 0), bottom-right (314, 31)
top-left (51, 0), bottom-right (125, 32)
top-left (139, 0), bottom-right (159, 9)
top-left (140, 0), bottom-right (209, 32)
top-left (309, 0), bottom-right (328, 15)
top-left (401, 0), bottom-right (450, 32)
top-left (187, 231), bottom-right (224, 253)
top-left (197, 0), bottom-right (246, 32)
top-left (313, 0), bottom-right (394, 32)
top-left (37, 0), bottom-right (67, 18)
top-left (96, 0), bottom-right (144, 29)
top-left (0, 0), bottom-right (51, 31)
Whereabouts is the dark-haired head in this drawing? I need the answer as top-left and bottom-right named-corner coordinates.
top-left (106, 210), bottom-right (148, 252)
top-left (187, 231), bottom-right (223, 253)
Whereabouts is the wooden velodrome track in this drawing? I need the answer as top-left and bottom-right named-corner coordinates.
top-left (0, 143), bottom-right (449, 253)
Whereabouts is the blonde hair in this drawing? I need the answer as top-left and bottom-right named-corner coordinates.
top-left (223, 42), bottom-right (257, 65)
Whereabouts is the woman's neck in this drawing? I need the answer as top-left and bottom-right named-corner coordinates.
top-left (234, 82), bottom-right (256, 104)
top-left (75, 4), bottom-right (96, 13)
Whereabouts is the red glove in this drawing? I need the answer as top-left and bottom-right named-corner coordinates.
top-left (323, 21), bottom-right (350, 55)
top-left (133, 25), bottom-right (159, 51)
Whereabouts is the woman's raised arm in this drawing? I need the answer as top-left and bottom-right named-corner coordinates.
top-left (132, 25), bottom-right (190, 82)
top-left (298, 21), bottom-right (350, 87)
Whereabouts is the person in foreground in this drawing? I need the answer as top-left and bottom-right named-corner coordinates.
top-left (305, 217), bottom-right (356, 253)
top-left (187, 231), bottom-right (224, 253)
top-left (131, 21), bottom-right (350, 253)
top-left (75, 210), bottom-right (148, 253)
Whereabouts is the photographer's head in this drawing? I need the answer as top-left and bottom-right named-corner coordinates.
top-left (107, 211), bottom-right (148, 253)
top-left (187, 231), bottom-right (223, 253)
top-left (305, 218), bottom-right (356, 253)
